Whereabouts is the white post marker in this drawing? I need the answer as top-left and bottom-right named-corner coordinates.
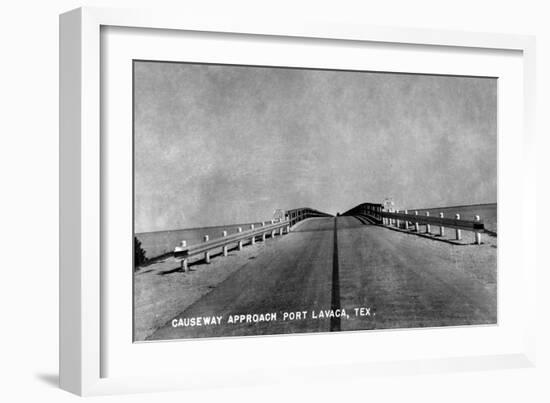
top-left (222, 231), bottom-right (228, 256)
top-left (425, 211), bottom-right (430, 234)
top-left (414, 211), bottom-right (420, 232)
top-left (474, 215), bottom-right (482, 245)
top-left (238, 227), bottom-right (243, 250)
top-left (396, 210), bottom-right (400, 228)
top-left (179, 240), bottom-right (188, 271)
top-left (455, 214), bottom-right (462, 240)
top-left (404, 210), bottom-right (409, 230)
top-left (204, 235), bottom-right (210, 263)
top-left (439, 212), bottom-right (445, 237)
top-left (262, 222), bottom-right (267, 242)
top-left (250, 224), bottom-right (255, 245)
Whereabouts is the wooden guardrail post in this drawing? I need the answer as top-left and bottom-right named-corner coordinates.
top-left (181, 258), bottom-right (188, 272)
top-left (396, 210), bottom-right (400, 228)
top-left (222, 231), bottom-right (228, 256)
top-left (262, 222), bottom-right (267, 241)
top-left (404, 210), bottom-right (409, 230)
top-left (439, 213), bottom-right (445, 236)
top-left (237, 227), bottom-right (243, 250)
top-left (179, 240), bottom-right (188, 271)
top-left (455, 214), bottom-right (462, 240)
top-left (270, 220), bottom-right (276, 238)
top-left (414, 211), bottom-right (419, 232)
top-left (250, 224), bottom-right (256, 245)
top-left (474, 215), bottom-right (481, 244)
top-left (204, 235), bottom-right (211, 263)
top-left (425, 212), bottom-right (431, 233)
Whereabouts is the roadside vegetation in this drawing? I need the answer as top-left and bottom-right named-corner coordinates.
top-left (134, 236), bottom-right (147, 271)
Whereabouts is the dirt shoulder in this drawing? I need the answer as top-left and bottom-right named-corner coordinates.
top-left (133, 237), bottom-right (284, 341)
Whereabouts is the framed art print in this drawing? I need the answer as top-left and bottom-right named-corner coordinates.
top-left (60, 7), bottom-right (537, 396)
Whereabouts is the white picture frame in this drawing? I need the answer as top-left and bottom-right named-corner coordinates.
top-left (59, 6), bottom-right (537, 396)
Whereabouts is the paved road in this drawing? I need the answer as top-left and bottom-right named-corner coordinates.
top-left (337, 217), bottom-right (496, 331)
top-left (149, 216), bottom-right (496, 340)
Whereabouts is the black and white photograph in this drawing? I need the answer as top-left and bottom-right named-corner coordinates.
top-left (3, 0), bottom-right (549, 400)
top-left (133, 61), bottom-right (498, 342)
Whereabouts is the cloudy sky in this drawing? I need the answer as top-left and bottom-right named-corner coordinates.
top-left (134, 61), bottom-right (497, 233)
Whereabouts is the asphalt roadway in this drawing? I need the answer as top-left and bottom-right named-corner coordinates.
top-left (148, 216), bottom-right (496, 340)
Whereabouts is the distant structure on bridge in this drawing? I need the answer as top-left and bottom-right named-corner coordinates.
top-left (272, 209), bottom-right (286, 221)
top-left (383, 197), bottom-right (395, 212)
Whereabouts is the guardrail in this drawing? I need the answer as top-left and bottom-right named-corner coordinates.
top-left (342, 203), bottom-right (384, 224)
top-left (173, 219), bottom-right (291, 271)
top-left (286, 207), bottom-right (333, 226)
top-left (344, 203), bottom-right (485, 244)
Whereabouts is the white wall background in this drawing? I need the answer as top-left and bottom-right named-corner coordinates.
top-left (0, 0), bottom-right (548, 401)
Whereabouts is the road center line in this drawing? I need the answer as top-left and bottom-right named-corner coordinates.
top-left (330, 216), bottom-right (341, 331)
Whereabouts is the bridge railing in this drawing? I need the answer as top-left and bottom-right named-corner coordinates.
top-left (382, 210), bottom-right (484, 244)
top-left (286, 207), bottom-right (333, 226)
top-left (173, 219), bottom-right (291, 271)
top-left (342, 203), bottom-right (384, 224)
top-left (344, 202), bottom-right (485, 244)
top-left (381, 211), bottom-right (483, 231)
